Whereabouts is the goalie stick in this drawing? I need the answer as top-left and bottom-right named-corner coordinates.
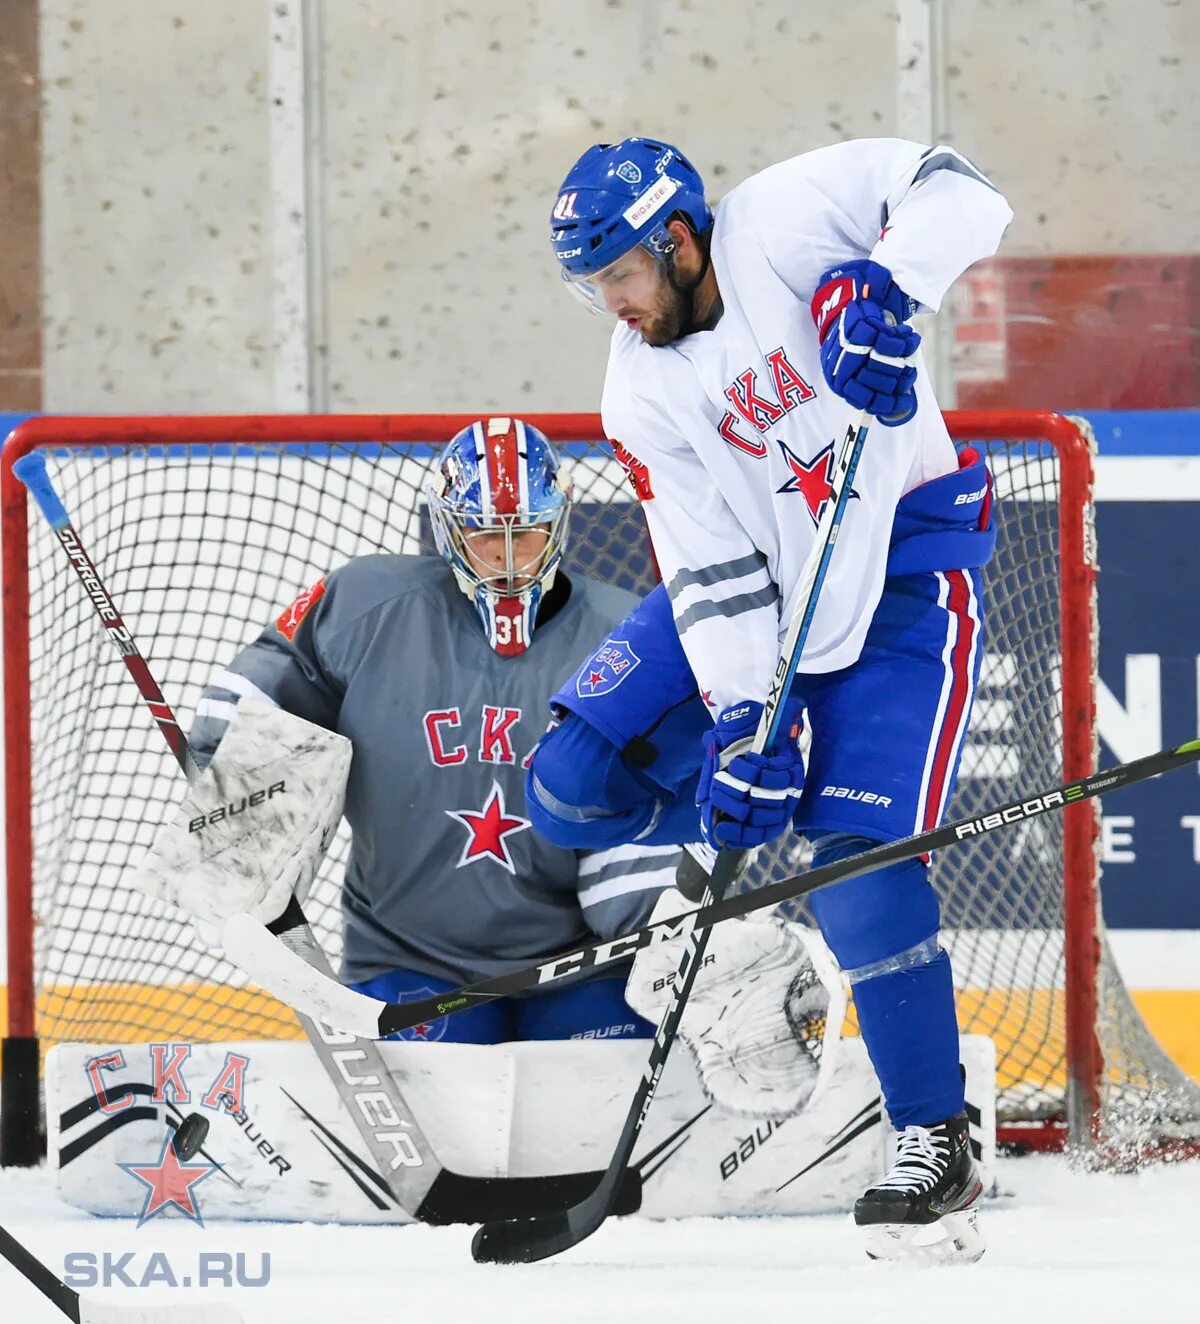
top-left (0, 1220), bottom-right (242, 1324)
top-left (469, 408), bottom-right (874, 1263)
top-left (13, 450), bottom-right (641, 1228)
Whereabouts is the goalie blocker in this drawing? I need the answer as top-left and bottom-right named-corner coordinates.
top-left (133, 701), bottom-right (352, 931)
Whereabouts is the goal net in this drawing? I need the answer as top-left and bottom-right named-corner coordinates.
top-left (2, 411), bottom-right (1197, 1165)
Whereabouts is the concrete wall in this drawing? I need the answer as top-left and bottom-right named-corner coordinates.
top-left (34, 0), bottom-right (1200, 413)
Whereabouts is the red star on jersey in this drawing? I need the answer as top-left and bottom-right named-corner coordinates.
top-left (445, 780), bottom-right (530, 874)
top-left (120, 1134), bottom-right (216, 1227)
top-left (775, 438), bottom-right (859, 525)
top-left (583, 668), bottom-right (606, 692)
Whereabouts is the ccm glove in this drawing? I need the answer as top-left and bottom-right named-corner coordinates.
top-left (696, 699), bottom-right (805, 851)
top-left (811, 259), bottom-right (921, 426)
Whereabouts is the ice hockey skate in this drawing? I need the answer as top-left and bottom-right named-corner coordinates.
top-left (854, 1111), bottom-right (986, 1265)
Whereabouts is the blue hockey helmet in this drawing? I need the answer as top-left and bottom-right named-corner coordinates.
top-left (426, 418), bottom-right (573, 657)
top-left (550, 137), bottom-right (712, 313)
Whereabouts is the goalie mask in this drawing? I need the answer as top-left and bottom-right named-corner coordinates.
top-left (427, 418), bottom-right (572, 657)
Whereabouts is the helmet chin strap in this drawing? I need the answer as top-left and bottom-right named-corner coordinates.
top-left (664, 228), bottom-right (714, 335)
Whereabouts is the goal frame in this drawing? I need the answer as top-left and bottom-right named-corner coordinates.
top-left (0, 410), bottom-right (1098, 1164)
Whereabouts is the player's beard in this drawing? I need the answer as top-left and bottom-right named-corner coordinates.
top-left (637, 274), bottom-right (692, 347)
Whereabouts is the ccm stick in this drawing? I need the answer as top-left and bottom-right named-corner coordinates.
top-left (13, 449), bottom-right (640, 1227)
top-left (467, 407), bottom-right (874, 1263)
top-left (221, 735), bottom-right (1200, 1039)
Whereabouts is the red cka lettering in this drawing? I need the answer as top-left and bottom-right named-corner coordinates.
top-left (425, 706), bottom-right (527, 767)
top-left (479, 706), bottom-right (521, 764)
top-left (717, 348), bottom-right (815, 458)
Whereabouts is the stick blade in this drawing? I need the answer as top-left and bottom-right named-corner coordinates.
top-left (470, 1167), bottom-right (629, 1264)
top-left (471, 1207), bottom-right (585, 1265)
top-left (419, 1167), bottom-right (640, 1227)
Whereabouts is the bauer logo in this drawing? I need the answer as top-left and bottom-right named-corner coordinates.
top-left (189, 781), bottom-right (286, 833)
top-left (576, 640), bottom-right (642, 699)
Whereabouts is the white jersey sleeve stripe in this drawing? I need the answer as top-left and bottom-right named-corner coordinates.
top-left (578, 860), bottom-right (679, 909)
top-left (211, 668), bottom-right (279, 708)
top-left (195, 698), bottom-right (240, 723)
top-left (577, 843), bottom-right (678, 878)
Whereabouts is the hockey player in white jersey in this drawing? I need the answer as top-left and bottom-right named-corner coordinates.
top-left (531, 136), bottom-right (1013, 1261)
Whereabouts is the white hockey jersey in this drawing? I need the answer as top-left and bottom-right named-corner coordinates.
top-left (601, 138), bottom-right (1013, 713)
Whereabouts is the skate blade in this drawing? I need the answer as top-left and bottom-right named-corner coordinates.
top-left (863, 1208), bottom-right (986, 1266)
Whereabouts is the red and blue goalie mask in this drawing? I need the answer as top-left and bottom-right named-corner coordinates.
top-left (427, 418), bottom-right (572, 657)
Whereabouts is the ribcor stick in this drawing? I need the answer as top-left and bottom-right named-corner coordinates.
top-left (218, 741), bottom-right (1200, 1044)
top-left (13, 449), bottom-right (641, 1227)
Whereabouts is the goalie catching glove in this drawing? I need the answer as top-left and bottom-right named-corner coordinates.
top-left (625, 888), bottom-right (845, 1120)
top-left (132, 700), bottom-right (352, 929)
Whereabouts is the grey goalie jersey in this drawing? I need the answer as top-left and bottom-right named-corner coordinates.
top-left (191, 556), bottom-right (677, 986)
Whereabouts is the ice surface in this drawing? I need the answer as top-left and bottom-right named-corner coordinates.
top-left (2, 1156), bottom-right (1198, 1324)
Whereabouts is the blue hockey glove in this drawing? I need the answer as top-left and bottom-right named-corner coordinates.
top-left (696, 700), bottom-right (805, 851)
top-left (811, 259), bottom-right (921, 426)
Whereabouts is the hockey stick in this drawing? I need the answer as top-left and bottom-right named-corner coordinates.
top-left (13, 451), bottom-right (640, 1228)
top-left (0, 1220), bottom-right (242, 1323)
top-left (469, 407), bottom-right (873, 1263)
top-left (222, 734), bottom-right (1200, 1038)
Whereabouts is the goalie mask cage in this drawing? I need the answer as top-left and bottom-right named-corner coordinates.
top-left (2, 410), bottom-right (1197, 1168)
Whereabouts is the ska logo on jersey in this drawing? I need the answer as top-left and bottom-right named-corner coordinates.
top-left (576, 640), bottom-right (641, 698)
top-left (445, 780), bottom-right (530, 874)
top-left (775, 439), bottom-right (859, 525)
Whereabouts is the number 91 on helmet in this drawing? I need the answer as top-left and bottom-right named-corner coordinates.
top-left (426, 417), bottom-right (573, 657)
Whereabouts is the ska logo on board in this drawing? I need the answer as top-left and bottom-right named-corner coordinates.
top-left (576, 640), bottom-right (641, 699)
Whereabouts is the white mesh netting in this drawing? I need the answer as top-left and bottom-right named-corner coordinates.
top-left (5, 414), bottom-right (1198, 1158)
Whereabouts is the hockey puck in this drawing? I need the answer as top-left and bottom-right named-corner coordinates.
top-left (172, 1111), bottom-right (210, 1161)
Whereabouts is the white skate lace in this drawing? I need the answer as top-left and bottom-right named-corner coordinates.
top-left (873, 1125), bottom-right (950, 1194)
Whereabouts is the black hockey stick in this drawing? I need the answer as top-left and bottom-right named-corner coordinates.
top-left (13, 450), bottom-right (640, 1228)
top-left (0, 1219), bottom-right (242, 1322)
top-left (207, 737), bottom-right (1200, 1047)
top-left (470, 409), bottom-right (874, 1264)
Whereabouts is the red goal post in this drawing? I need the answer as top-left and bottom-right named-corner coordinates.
top-left (0, 407), bottom-right (1186, 1167)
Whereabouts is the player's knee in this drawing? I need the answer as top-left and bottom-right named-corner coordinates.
top-left (526, 715), bottom-right (658, 848)
top-left (806, 831), bottom-right (942, 973)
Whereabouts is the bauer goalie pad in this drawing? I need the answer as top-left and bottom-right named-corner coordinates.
top-left (625, 889), bottom-right (847, 1120)
top-left (132, 699), bottom-right (352, 929)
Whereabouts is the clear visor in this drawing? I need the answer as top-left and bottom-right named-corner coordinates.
top-left (560, 243), bottom-right (664, 317)
top-left (440, 505), bottom-right (569, 598)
